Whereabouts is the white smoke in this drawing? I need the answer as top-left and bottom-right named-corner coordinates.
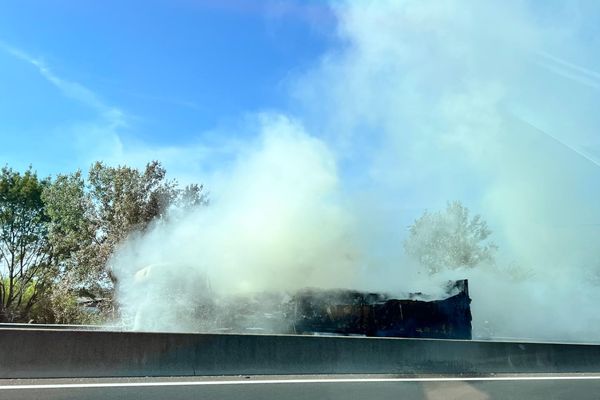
top-left (113, 116), bottom-right (367, 331)
top-left (112, 0), bottom-right (600, 341)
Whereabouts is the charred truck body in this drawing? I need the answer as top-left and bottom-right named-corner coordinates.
top-left (212, 280), bottom-right (472, 340)
top-left (288, 280), bottom-right (472, 340)
top-left (133, 274), bottom-right (472, 340)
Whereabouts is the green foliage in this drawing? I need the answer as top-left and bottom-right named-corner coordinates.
top-left (0, 166), bottom-right (55, 322)
top-left (83, 161), bottom-right (180, 282)
top-left (43, 161), bottom-right (205, 320)
top-left (30, 280), bottom-right (102, 325)
top-left (43, 172), bottom-right (93, 261)
top-left (0, 161), bottom-right (206, 324)
top-left (81, 161), bottom-right (206, 288)
top-left (404, 201), bottom-right (497, 274)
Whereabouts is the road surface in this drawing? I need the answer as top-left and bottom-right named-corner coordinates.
top-left (1, 374), bottom-right (600, 400)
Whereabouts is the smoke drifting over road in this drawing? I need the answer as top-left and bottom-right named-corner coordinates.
top-left (112, 1), bottom-right (600, 341)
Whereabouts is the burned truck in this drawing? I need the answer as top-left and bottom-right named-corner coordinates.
top-left (131, 272), bottom-right (472, 340)
top-left (287, 280), bottom-right (472, 340)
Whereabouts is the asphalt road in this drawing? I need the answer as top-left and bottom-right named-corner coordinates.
top-left (1, 374), bottom-right (600, 400)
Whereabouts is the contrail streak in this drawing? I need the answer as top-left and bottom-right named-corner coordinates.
top-left (511, 113), bottom-right (600, 169)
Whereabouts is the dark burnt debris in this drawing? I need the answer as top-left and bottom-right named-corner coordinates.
top-left (290, 280), bottom-right (472, 340)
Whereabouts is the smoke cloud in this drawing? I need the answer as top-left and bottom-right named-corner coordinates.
top-left (112, 0), bottom-right (600, 341)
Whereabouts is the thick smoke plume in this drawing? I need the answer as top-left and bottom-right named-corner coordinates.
top-left (112, 0), bottom-right (600, 341)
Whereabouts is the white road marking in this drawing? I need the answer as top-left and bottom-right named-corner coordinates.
top-left (2, 375), bottom-right (600, 390)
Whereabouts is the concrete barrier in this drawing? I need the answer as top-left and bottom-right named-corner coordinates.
top-left (1, 328), bottom-right (600, 378)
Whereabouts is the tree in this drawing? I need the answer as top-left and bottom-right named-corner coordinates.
top-left (43, 161), bottom-right (207, 308)
top-left (40, 171), bottom-right (102, 323)
top-left (0, 161), bottom-right (206, 323)
top-left (0, 167), bottom-right (55, 322)
top-left (43, 171), bottom-right (94, 269)
top-left (84, 161), bottom-right (205, 284)
top-left (404, 201), bottom-right (496, 274)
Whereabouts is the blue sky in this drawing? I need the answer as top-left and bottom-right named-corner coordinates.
top-left (2, 0), bottom-right (600, 225)
top-left (0, 0), bottom-right (337, 175)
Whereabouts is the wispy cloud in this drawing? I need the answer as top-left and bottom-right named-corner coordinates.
top-left (537, 51), bottom-right (600, 91)
top-left (512, 114), bottom-right (600, 169)
top-left (0, 40), bottom-right (236, 180)
top-left (0, 41), bottom-right (126, 129)
top-left (0, 40), bottom-right (132, 175)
